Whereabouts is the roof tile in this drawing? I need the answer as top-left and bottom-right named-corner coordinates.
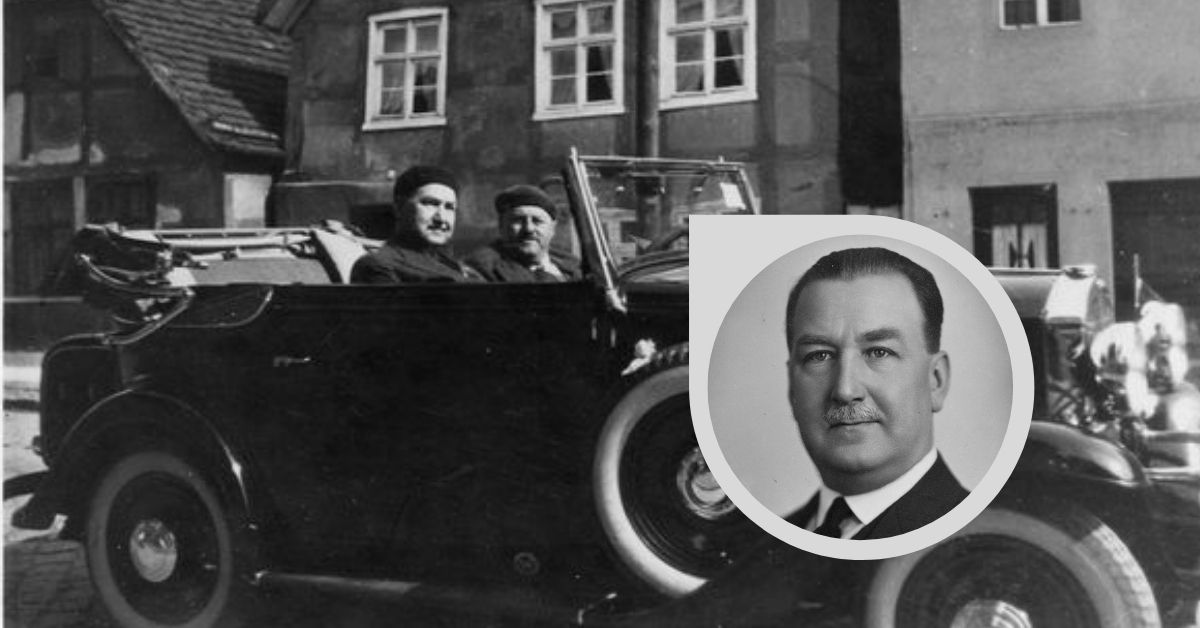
top-left (95, 0), bottom-right (292, 156)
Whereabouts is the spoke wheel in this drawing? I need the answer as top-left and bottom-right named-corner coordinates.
top-left (595, 360), bottom-right (759, 598)
top-left (866, 506), bottom-right (1160, 628)
top-left (86, 451), bottom-right (245, 628)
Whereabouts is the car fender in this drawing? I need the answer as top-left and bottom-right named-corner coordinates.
top-left (1016, 421), bottom-right (1147, 487)
top-left (23, 389), bottom-right (257, 535)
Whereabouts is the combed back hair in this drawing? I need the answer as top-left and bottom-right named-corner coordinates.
top-left (785, 247), bottom-right (944, 353)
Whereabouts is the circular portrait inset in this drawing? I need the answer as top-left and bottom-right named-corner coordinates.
top-left (690, 216), bottom-right (1033, 560)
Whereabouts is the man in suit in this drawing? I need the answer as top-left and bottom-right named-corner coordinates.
top-left (783, 247), bottom-right (967, 539)
top-left (466, 184), bottom-right (581, 283)
top-left (351, 165), bottom-right (480, 283)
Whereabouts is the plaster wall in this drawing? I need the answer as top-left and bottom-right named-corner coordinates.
top-left (903, 0), bottom-right (1200, 118)
top-left (907, 102), bottom-right (1200, 284)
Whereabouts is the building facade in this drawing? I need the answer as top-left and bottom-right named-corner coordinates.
top-left (3, 0), bottom-right (291, 298)
top-left (902, 0), bottom-right (1200, 309)
top-left (260, 0), bottom-right (879, 247)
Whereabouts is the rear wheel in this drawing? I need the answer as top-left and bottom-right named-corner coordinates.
top-left (86, 451), bottom-right (248, 628)
top-left (865, 505), bottom-right (1160, 628)
top-left (595, 356), bottom-right (759, 598)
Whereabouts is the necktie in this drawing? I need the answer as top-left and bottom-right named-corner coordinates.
top-left (814, 496), bottom-right (853, 538)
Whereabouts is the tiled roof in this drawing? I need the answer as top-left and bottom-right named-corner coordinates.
top-left (95, 0), bottom-right (292, 157)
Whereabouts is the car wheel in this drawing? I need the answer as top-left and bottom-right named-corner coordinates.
top-left (865, 505), bottom-right (1160, 628)
top-left (594, 350), bottom-right (758, 598)
top-left (85, 451), bottom-right (248, 628)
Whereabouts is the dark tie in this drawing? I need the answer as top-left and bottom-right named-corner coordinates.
top-left (814, 496), bottom-right (853, 538)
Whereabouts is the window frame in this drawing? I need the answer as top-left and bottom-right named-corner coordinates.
top-left (363, 7), bottom-right (449, 132)
top-left (533, 0), bottom-right (626, 121)
top-left (658, 0), bottom-right (757, 111)
top-left (999, 0), bottom-right (1081, 30)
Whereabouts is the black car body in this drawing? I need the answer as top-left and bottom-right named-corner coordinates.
top-left (13, 152), bottom-right (1200, 628)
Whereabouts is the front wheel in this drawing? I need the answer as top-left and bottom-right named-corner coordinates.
top-left (85, 451), bottom-right (248, 628)
top-left (594, 360), bottom-right (759, 598)
top-left (865, 504), bottom-right (1160, 628)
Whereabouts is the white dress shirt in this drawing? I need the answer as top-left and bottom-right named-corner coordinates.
top-left (808, 448), bottom-right (938, 539)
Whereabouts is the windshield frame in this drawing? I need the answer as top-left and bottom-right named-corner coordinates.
top-left (567, 150), bottom-right (759, 286)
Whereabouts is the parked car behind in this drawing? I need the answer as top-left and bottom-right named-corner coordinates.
top-left (11, 151), bottom-right (1199, 628)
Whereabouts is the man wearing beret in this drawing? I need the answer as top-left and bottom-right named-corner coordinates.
top-left (466, 184), bottom-right (581, 283)
top-left (351, 165), bottom-right (480, 283)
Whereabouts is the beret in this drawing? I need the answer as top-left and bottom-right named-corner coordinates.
top-left (394, 166), bottom-right (459, 204)
top-left (494, 184), bottom-right (558, 220)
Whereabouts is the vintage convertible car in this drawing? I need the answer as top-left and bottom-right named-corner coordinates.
top-left (11, 151), bottom-right (1200, 628)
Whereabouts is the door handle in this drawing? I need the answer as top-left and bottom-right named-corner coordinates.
top-left (272, 355), bottom-right (313, 368)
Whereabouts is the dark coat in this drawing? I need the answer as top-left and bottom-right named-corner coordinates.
top-left (786, 455), bottom-right (968, 540)
top-left (350, 237), bottom-right (479, 284)
top-left (465, 242), bottom-right (582, 283)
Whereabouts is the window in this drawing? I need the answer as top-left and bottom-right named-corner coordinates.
top-left (364, 8), bottom-right (448, 131)
top-left (534, 0), bottom-right (624, 120)
top-left (1001, 0), bottom-right (1080, 28)
top-left (969, 184), bottom-right (1058, 269)
top-left (659, 0), bottom-right (756, 109)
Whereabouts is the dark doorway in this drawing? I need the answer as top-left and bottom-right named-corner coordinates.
top-left (6, 179), bottom-right (77, 296)
top-left (970, 184), bottom-right (1059, 269)
top-left (1110, 178), bottom-right (1200, 317)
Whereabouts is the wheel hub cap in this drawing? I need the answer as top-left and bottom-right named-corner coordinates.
top-left (949, 599), bottom-right (1033, 628)
top-left (675, 448), bottom-right (735, 520)
top-left (128, 519), bottom-right (179, 583)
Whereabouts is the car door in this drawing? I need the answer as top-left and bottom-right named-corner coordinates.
top-left (246, 279), bottom-right (612, 576)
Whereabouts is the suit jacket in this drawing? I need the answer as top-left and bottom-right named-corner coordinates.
top-left (350, 237), bottom-right (479, 284)
top-left (786, 454), bottom-right (967, 540)
top-left (465, 242), bottom-right (582, 283)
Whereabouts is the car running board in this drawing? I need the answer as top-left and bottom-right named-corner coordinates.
top-left (252, 570), bottom-right (608, 625)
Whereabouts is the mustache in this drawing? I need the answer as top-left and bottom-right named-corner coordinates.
top-left (824, 404), bottom-right (883, 426)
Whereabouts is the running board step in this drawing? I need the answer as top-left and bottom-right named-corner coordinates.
top-left (252, 571), bottom-right (600, 625)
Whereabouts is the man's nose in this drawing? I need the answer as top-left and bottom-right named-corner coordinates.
top-left (831, 355), bottom-right (866, 403)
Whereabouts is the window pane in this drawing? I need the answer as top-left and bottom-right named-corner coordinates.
top-left (382, 24), bottom-right (407, 53)
top-left (714, 57), bottom-right (743, 88)
top-left (675, 62), bottom-right (704, 93)
top-left (551, 77), bottom-right (576, 104)
top-left (586, 71), bottom-right (613, 102)
top-left (551, 8), bottom-right (577, 39)
top-left (586, 44), bottom-right (612, 73)
top-left (413, 59), bottom-right (438, 87)
top-left (381, 88), bottom-right (405, 115)
top-left (715, 0), bottom-right (743, 18)
top-left (550, 48), bottom-right (576, 77)
top-left (714, 27), bottom-right (743, 58)
top-left (415, 21), bottom-right (440, 51)
top-left (1004, 0), bottom-right (1036, 25)
top-left (676, 33), bottom-right (703, 63)
top-left (1049, 0), bottom-right (1080, 22)
top-left (412, 86), bottom-right (437, 113)
top-left (675, 0), bottom-right (703, 23)
top-left (381, 61), bottom-right (405, 88)
top-left (587, 4), bottom-right (614, 34)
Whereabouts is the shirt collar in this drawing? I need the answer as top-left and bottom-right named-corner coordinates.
top-left (815, 448), bottom-right (938, 534)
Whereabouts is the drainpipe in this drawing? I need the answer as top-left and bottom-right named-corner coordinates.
top-left (635, 0), bottom-right (659, 157)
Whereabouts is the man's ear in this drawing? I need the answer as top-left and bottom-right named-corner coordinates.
top-left (929, 351), bottom-right (950, 412)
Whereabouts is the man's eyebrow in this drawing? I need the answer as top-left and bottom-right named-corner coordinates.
top-left (792, 333), bottom-right (835, 348)
top-left (859, 327), bottom-right (903, 343)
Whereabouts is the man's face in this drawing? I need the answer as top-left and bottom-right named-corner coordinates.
top-left (396, 183), bottom-right (457, 246)
top-left (500, 205), bottom-right (556, 264)
top-left (786, 273), bottom-right (950, 495)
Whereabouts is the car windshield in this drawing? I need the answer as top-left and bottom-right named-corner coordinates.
top-left (578, 158), bottom-right (755, 268)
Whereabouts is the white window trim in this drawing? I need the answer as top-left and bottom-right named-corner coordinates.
top-left (998, 0), bottom-right (1081, 30)
top-left (658, 0), bottom-right (757, 111)
top-left (363, 7), bottom-right (449, 132)
top-left (533, 0), bottom-right (626, 122)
